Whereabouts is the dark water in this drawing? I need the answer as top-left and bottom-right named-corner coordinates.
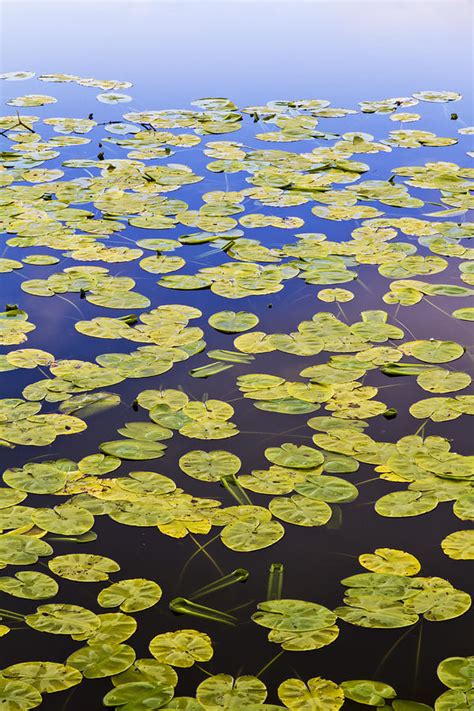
top-left (0, 2), bottom-right (473, 709)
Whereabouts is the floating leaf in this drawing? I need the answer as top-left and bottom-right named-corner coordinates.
top-left (48, 554), bottom-right (120, 582)
top-left (265, 444), bottom-right (324, 470)
top-left (340, 679), bottom-right (396, 705)
top-left (26, 604), bottom-right (100, 636)
top-left (359, 549), bottom-right (421, 576)
top-left (437, 655), bottom-right (474, 690)
top-left (221, 518), bottom-right (285, 552)
top-left (179, 450), bottom-right (241, 482)
top-left (400, 340), bottom-right (465, 364)
top-left (98, 578), bottom-right (162, 612)
top-left (295, 475), bottom-right (358, 503)
top-left (103, 681), bottom-right (174, 709)
top-left (149, 629), bottom-right (213, 668)
top-left (375, 491), bottom-right (438, 518)
top-left (208, 311), bottom-right (259, 333)
top-left (278, 677), bottom-right (344, 710)
top-left (196, 675), bottom-right (267, 707)
top-left (0, 662), bottom-right (82, 694)
top-left (0, 572), bottom-right (58, 600)
top-left (441, 530), bottom-right (474, 560)
top-left (269, 495), bottom-right (332, 527)
top-left (252, 599), bottom-right (337, 632)
top-left (0, 680), bottom-right (42, 710)
top-left (100, 440), bottom-right (167, 460)
top-left (67, 643), bottom-right (135, 678)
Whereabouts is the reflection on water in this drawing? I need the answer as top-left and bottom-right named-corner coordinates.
top-left (0, 2), bottom-right (473, 709)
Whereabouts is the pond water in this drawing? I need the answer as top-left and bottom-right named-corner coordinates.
top-left (0, 2), bottom-right (473, 710)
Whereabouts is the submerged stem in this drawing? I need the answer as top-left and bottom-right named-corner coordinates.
top-left (0, 609), bottom-right (25, 621)
top-left (220, 474), bottom-right (252, 505)
top-left (413, 419), bottom-right (428, 437)
top-left (190, 568), bottom-right (249, 601)
top-left (266, 563), bottom-right (284, 601)
top-left (374, 623), bottom-right (418, 678)
top-left (169, 597), bottom-right (237, 626)
top-left (256, 650), bottom-right (285, 678)
top-left (178, 532), bottom-right (222, 583)
top-left (414, 620), bottom-right (423, 692)
top-left (189, 534), bottom-right (224, 577)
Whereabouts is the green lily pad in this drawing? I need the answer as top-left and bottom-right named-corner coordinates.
top-left (179, 450), bottom-right (241, 482)
top-left (208, 311), bottom-right (259, 333)
top-left (100, 440), bottom-right (167, 460)
top-left (400, 340), bottom-right (465, 363)
top-left (26, 604), bottom-right (100, 636)
top-left (149, 629), bottom-right (213, 668)
top-left (98, 578), bottom-right (162, 612)
top-left (269, 495), bottom-right (332, 527)
top-left (0, 571), bottom-right (58, 600)
top-left (278, 677), bottom-right (344, 710)
top-left (196, 675), bottom-right (267, 708)
top-left (359, 549), bottom-right (421, 576)
top-left (295, 475), bottom-right (358, 503)
top-left (375, 491), bottom-right (438, 517)
top-left (103, 681), bottom-right (174, 710)
top-left (0, 662), bottom-right (82, 694)
top-left (0, 680), bottom-right (42, 710)
top-left (340, 679), bottom-right (396, 706)
top-left (31, 504), bottom-right (94, 535)
top-left (48, 553), bottom-right (120, 582)
top-left (67, 643), bottom-right (135, 678)
top-left (437, 656), bottom-right (474, 691)
top-left (441, 530), bottom-right (474, 560)
top-left (252, 599), bottom-right (337, 632)
top-left (265, 444), bottom-right (324, 469)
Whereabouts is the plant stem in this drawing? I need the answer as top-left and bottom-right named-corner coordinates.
top-left (189, 534), bottom-right (224, 577)
top-left (373, 624), bottom-right (417, 678)
top-left (256, 650), bottom-right (285, 678)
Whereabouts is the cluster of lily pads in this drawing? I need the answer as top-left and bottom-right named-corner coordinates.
top-left (0, 70), bottom-right (472, 708)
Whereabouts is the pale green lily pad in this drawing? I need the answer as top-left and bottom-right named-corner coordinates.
top-left (437, 655), bottom-right (474, 691)
top-left (149, 629), bottom-right (213, 668)
top-left (0, 535), bottom-right (52, 566)
top-left (67, 643), bottom-right (135, 678)
top-left (441, 530), bottom-right (474, 560)
top-left (375, 491), bottom-right (438, 517)
top-left (48, 553), bottom-right (120, 582)
top-left (416, 369), bottom-right (471, 393)
top-left (0, 571), bottom-right (58, 600)
top-left (269, 495), bottom-right (332, 527)
top-left (25, 604), bottom-right (100, 636)
top-left (340, 679), bottom-right (396, 706)
top-left (278, 677), bottom-right (344, 710)
top-left (452, 307), bottom-right (474, 321)
top-left (221, 519), bottom-right (285, 552)
top-left (74, 612), bottom-right (137, 645)
top-left (103, 681), bottom-right (174, 709)
top-left (0, 662), bottom-right (82, 694)
top-left (265, 444), bottom-right (324, 469)
top-left (404, 587), bottom-right (471, 621)
top-left (208, 311), bottom-right (259, 333)
top-left (295, 475), bottom-right (358, 503)
top-left (0, 680), bottom-right (42, 710)
top-left (359, 549), bottom-right (420, 576)
top-left (196, 675), bottom-right (267, 708)
top-left (100, 440), bottom-right (167, 460)
top-left (31, 504), bottom-right (94, 535)
top-left (98, 578), bottom-right (162, 612)
top-left (400, 340), bottom-right (465, 364)
top-left (252, 599), bottom-right (337, 632)
top-left (179, 450), bottom-right (241, 482)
